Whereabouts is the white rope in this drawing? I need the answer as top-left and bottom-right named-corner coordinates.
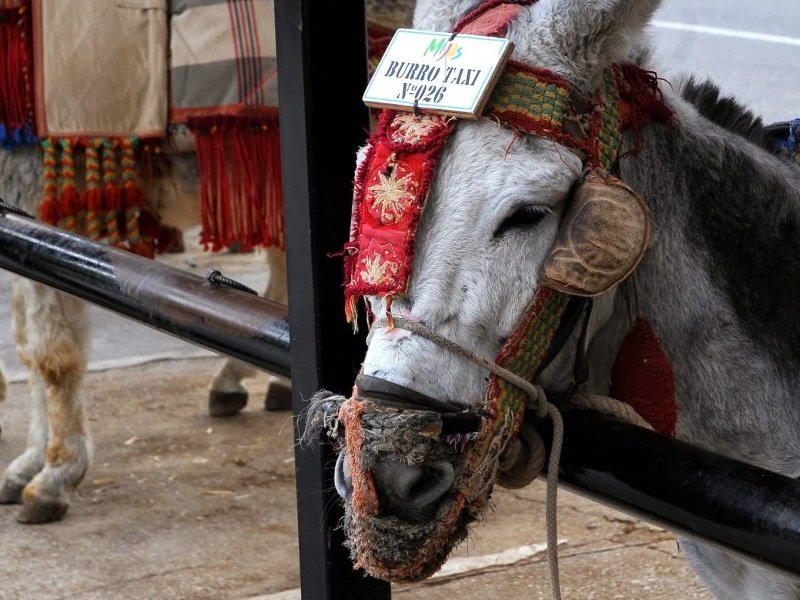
top-left (370, 316), bottom-right (564, 600)
top-left (570, 392), bottom-right (653, 430)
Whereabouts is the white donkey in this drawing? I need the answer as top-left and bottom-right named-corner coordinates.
top-left (331, 0), bottom-right (800, 598)
top-left (0, 149), bottom-right (288, 523)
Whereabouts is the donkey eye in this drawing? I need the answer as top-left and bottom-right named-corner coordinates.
top-left (494, 205), bottom-right (551, 238)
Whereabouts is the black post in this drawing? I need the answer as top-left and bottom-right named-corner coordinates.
top-left (275, 2), bottom-right (391, 599)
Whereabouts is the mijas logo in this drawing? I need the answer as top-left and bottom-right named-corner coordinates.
top-left (423, 36), bottom-right (463, 60)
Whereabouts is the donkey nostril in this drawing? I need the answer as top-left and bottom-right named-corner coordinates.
top-left (334, 451), bottom-right (353, 500)
top-left (372, 460), bottom-right (455, 523)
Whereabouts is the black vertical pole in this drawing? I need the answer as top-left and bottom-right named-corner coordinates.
top-left (275, 2), bottom-right (391, 599)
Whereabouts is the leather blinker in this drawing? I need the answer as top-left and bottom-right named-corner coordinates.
top-left (541, 170), bottom-right (650, 297)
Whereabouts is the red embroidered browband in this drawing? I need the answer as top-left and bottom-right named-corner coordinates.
top-left (344, 111), bottom-right (453, 323)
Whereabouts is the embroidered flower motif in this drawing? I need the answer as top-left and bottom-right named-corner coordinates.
top-left (367, 163), bottom-right (417, 224)
top-left (389, 114), bottom-right (445, 144)
top-left (360, 253), bottom-right (398, 286)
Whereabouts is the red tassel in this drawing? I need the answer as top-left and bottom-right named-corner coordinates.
top-left (59, 186), bottom-right (81, 219)
top-left (39, 198), bottom-right (59, 224)
top-left (263, 119), bottom-right (284, 249)
top-left (188, 114), bottom-right (284, 252)
top-left (214, 123), bottom-right (232, 249)
top-left (194, 129), bottom-right (217, 251)
top-left (610, 317), bottom-right (677, 436)
top-left (617, 63), bottom-right (675, 156)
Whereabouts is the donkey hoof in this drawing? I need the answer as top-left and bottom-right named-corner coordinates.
top-left (208, 389), bottom-right (248, 417)
top-left (16, 497), bottom-right (69, 524)
top-left (0, 479), bottom-right (25, 505)
top-left (265, 381), bottom-right (293, 412)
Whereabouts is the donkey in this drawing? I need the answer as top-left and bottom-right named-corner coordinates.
top-left (0, 0), bottom-right (416, 526)
top-left (0, 148), bottom-right (288, 523)
top-left (328, 0), bottom-right (800, 598)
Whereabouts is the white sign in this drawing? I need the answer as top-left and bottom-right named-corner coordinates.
top-left (363, 29), bottom-right (514, 119)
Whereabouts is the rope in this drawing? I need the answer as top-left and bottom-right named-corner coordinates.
top-left (370, 316), bottom-right (564, 599)
top-left (369, 317), bottom-right (549, 418)
top-left (570, 392), bottom-right (653, 430)
top-left (546, 404), bottom-right (563, 600)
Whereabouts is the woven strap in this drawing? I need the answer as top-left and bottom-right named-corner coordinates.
top-left (487, 64), bottom-right (623, 171)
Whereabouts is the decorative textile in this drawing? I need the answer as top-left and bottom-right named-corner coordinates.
top-left (38, 137), bottom-right (153, 257)
top-left (344, 111), bottom-right (453, 324)
top-left (31, 0), bottom-right (168, 256)
top-left (171, 0), bottom-right (283, 250)
top-left (610, 318), bottom-right (677, 436)
top-left (33, 0), bottom-right (167, 138)
top-left (487, 62), bottom-right (672, 171)
top-left (344, 60), bottom-right (672, 321)
top-left (453, 0), bottom-right (536, 36)
top-left (0, 0), bottom-right (35, 146)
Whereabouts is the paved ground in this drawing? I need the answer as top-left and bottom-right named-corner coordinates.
top-left (0, 358), bottom-right (711, 600)
top-left (0, 1), bottom-right (795, 598)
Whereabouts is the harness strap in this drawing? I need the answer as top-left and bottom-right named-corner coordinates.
top-left (369, 316), bottom-right (549, 417)
top-left (369, 312), bottom-right (565, 600)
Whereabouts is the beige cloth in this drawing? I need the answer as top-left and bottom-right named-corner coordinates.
top-left (34, 0), bottom-right (168, 138)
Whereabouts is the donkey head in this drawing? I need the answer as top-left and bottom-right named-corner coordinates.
top-left (332, 0), bottom-right (664, 582)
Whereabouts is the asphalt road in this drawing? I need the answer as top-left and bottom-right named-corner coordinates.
top-left (0, 1), bottom-right (796, 378)
top-left (652, 0), bottom-right (798, 121)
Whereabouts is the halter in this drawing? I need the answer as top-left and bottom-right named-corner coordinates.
top-left (324, 0), bottom-right (674, 590)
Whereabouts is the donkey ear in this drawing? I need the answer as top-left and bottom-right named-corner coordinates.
top-left (413, 0), bottom-right (484, 31)
top-left (541, 171), bottom-right (650, 297)
top-left (529, 0), bottom-right (663, 87)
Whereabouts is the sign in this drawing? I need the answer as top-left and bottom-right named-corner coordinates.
top-left (363, 29), bottom-right (514, 119)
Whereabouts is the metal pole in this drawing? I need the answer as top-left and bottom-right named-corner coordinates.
top-left (275, 1), bottom-right (391, 599)
top-left (0, 211), bottom-right (799, 580)
top-left (542, 410), bottom-right (800, 581)
top-left (0, 211), bottom-right (290, 376)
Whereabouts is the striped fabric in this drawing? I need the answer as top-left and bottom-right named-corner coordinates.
top-left (170, 0), bottom-right (283, 252)
top-left (170, 0), bottom-right (278, 122)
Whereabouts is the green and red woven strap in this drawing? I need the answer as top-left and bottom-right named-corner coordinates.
top-left (486, 63), bottom-right (624, 172)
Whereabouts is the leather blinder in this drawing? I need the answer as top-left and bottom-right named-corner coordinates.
top-left (541, 170), bottom-right (651, 297)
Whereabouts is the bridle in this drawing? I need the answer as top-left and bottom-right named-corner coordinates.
top-left (317, 0), bottom-right (674, 594)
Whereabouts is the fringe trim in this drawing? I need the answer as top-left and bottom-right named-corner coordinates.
top-left (0, 1), bottom-right (36, 147)
top-left (188, 114), bottom-right (284, 252)
top-left (38, 136), bottom-right (153, 257)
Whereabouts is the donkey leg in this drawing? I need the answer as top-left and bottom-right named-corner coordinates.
top-left (207, 247), bottom-right (291, 415)
top-left (208, 359), bottom-right (257, 417)
top-left (0, 375), bottom-right (48, 504)
top-left (261, 247), bottom-right (292, 411)
top-left (14, 281), bottom-right (91, 523)
top-left (0, 280), bottom-right (49, 503)
top-left (680, 538), bottom-right (800, 599)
